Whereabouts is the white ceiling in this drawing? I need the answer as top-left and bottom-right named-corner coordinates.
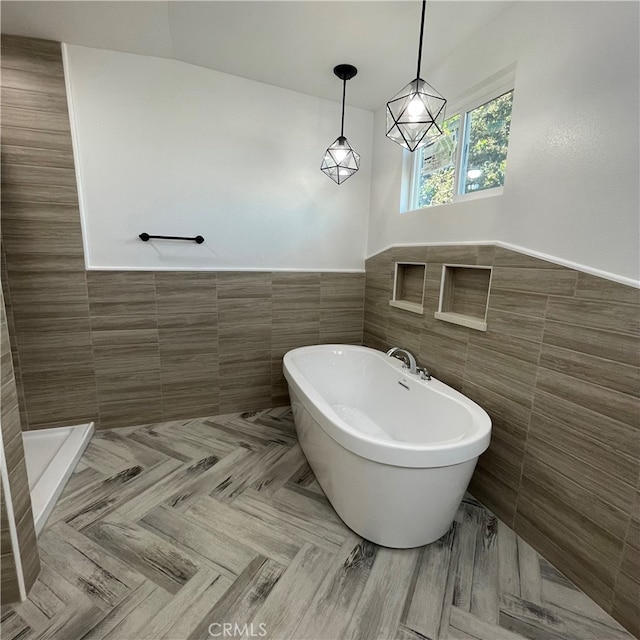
top-left (0, 1), bottom-right (513, 111)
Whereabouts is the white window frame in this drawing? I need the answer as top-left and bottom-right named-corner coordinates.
top-left (404, 65), bottom-right (516, 213)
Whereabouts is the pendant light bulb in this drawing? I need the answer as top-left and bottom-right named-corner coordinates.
top-left (321, 65), bottom-right (360, 185)
top-left (333, 140), bottom-right (349, 163)
top-left (407, 95), bottom-right (427, 119)
top-left (385, 0), bottom-right (447, 151)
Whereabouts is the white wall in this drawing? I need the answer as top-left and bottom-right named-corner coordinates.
top-left (64, 45), bottom-right (373, 271)
top-left (367, 1), bottom-right (640, 283)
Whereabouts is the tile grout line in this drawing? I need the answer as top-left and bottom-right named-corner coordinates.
top-left (514, 291), bottom-right (552, 527)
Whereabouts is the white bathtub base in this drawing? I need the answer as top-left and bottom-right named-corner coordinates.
top-left (291, 391), bottom-right (477, 548)
top-left (22, 423), bottom-right (94, 535)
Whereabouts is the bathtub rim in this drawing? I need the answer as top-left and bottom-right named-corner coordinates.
top-left (283, 344), bottom-right (491, 468)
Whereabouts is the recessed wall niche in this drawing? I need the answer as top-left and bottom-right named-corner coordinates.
top-left (389, 262), bottom-right (427, 314)
top-left (435, 264), bottom-right (492, 331)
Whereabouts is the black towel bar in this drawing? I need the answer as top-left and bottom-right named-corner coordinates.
top-left (139, 233), bottom-right (204, 244)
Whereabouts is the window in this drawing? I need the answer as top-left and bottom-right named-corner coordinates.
top-left (408, 87), bottom-right (514, 210)
top-left (413, 114), bottom-right (460, 208)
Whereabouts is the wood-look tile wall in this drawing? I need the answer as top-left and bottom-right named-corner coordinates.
top-left (0, 35), bottom-right (364, 430)
top-left (2, 265), bottom-right (363, 430)
top-left (84, 270), bottom-right (363, 428)
top-left (0, 283), bottom-right (40, 604)
top-left (364, 244), bottom-right (639, 635)
top-left (0, 491), bottom-right (20, 603)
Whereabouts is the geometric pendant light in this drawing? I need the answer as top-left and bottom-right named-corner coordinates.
top-left (321, 64), bottom-right (360, 184)
top-left (386, 0), bottom-right (447, 152)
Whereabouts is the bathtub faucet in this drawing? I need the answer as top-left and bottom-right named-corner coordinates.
top-left (386, 347), bottom-right (432, 381)
top-left (386, 347), bottom-right (416, 372)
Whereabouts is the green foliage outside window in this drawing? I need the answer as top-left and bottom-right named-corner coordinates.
top-left (417, 115), bottom-right (459, 208)
top-left (416, 91), bottom-right (513, 207)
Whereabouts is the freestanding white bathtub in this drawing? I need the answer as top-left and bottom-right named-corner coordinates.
top-left (283, 344), bottom-right (491, 548)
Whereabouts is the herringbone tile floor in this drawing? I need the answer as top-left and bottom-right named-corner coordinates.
top-left (1, 407), bottom-right (633, 640)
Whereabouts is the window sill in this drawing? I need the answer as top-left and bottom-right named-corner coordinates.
top-left (403, 186), bottom-right (503, 214)
top-left (452, 186), bottom-right (503, 203)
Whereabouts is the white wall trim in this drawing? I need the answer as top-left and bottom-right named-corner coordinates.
top-left (367, 240), bottom-right (640, 289)
top-left (86, 266), bottom-right (366, 273)
top-left (0, 430), bottom-right (27, 601)
top-left (61, 43), bottom-right (92, 271)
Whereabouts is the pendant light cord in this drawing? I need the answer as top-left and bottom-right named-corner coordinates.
top-left (416, 0), bottom-right (426, 79)
top-left (340, 76), bottom-right (347, 138)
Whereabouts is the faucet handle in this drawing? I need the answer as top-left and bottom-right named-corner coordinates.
top-left (416, 366), bottom-right (432, 381)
